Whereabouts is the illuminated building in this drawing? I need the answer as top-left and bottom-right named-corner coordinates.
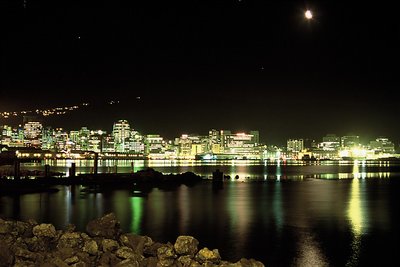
top-left (287, 139), bottom-right (304, 153)
top-left (102, 135), bottom-right (115, 152)
top-left (128, 131), bottom-right (145, 154)
top-left (144, 134), bottom-right (165, 159)
top-left (54, 128), bottom-right (68, 151)
top-left (88, 130), bottom-right (106, 153)
top-left (369, 137), bottom-right (395, 155)
top-left (178, 134), bottom-right (192, 159)
top-left (79, 127), bottom-right (90, 151)
top-left (0, 125), bottom-right (12, 146)
top-left (219, 130), bottom-right (261, 159)
top-left (41, 127), bottom-right (55, 150)
top-left (341, 135), bottom-right (360, 148)
top-left (112, 120), bottom-right (131, 153)
top-left (69, 131), bottom-right (79, 145)
top-left (23, 116), bottom-right (43, 148)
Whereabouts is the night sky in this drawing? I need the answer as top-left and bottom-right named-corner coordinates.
top-left (1, 1), bottom-right (399, 144)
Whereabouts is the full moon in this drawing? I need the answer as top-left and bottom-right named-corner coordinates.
top-left (305, 10), bottom-right (313, 20)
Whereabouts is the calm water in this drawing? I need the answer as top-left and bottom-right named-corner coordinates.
top-left (1, 160), bottom-right (400, 266)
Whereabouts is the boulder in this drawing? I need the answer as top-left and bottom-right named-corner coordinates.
top-left (178, 255), bottom-right (201, 267)
top-left (32, 224), bottom-right (57, 238)
top-left (157, 244), bottom-right (177, 267)
top-left (82, 240), bottom-right (98, 255)
top-left (86, 213), bottom-right (121, 239)
top-left (14, 221), bottom-right (33, 238)
top-left (235, 258), bottom-right (265, 267)
top-left (119, 233), bottom-right (153, 255)
top-left (174, 235), bottom-right (199, 256)
top-left (102, 238), bottom-right (120, 252)
top-left (115, 258), bottom-right (140, 267)
top-left (0, 240), bottom-right (14, 267)
top-left (0, 218), bottom-right (13, 234)
top-left (195, 247), bottom-right (221, 264)
top-left (57, 232), bottom-right (82, 249)
top-left (98, 251), bottom-right (121, 266)
top-left (143, 242), bottom-right (164, 257)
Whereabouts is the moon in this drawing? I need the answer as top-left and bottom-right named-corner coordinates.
top-left (305, 10), bottom-right (313, 20)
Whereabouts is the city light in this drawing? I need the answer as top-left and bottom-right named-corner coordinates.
top-left (1, 119), bottom-right (398, 161)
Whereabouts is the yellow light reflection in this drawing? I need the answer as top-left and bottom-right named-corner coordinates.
top-left (346, 162), bottom-right (368, 266)
top-left (348, 178), bottom-right (363, 235)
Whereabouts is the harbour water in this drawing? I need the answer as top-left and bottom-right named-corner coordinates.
top-left (1, 160), bottom-right (399, 266)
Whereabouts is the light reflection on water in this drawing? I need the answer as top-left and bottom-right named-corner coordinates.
top-left (3, 159), bottom-right (396, 181)
top-left (1, 160), bottom-right (399, 266)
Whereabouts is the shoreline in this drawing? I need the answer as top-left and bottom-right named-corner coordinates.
top-left (0, 213), bottom-right (264, 266)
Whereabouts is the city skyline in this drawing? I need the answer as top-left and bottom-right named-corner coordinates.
top-left (1, 116), bottom-right (397, 149)
top-left (0, 112), bottom-right (398, 146)
top-left (1, 1), bottom-right (399, 144)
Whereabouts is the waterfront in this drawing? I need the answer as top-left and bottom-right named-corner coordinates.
top-left (0, 161), bottom-right (399, 266)
top-left (2, 159), bottom-right (398, 180)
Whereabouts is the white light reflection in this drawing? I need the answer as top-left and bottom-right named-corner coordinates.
top-left (295, 231), bottom-right (328, 267)
top-left (276, 161), bottom-right (281, 181)
top-left (346, 162), bottom-right (368, 266)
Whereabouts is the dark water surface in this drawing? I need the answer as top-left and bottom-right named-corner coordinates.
top-left (1, 161), bottom-right (400, 266)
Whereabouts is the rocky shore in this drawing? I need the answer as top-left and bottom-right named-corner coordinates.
top-left (0, 213), bottom-right (264, 267)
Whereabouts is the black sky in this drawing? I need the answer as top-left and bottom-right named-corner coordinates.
top-left (1, 1), bottom-right (399, 144)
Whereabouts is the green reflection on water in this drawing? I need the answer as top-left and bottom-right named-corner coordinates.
top-left (130, 197), bottom-right (143, 234)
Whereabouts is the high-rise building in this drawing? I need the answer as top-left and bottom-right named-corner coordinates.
top-left (144, 134), bottom-right (165, 158)
top-left (113, 120), bottom-right (131, 153)
top-left (369, 137), bottom-right (395, 154)
top-left (341, 135), bottom-right (360, 148)
top-left (320, 134), bottom-right (340, 151)
top-left (41, 127), bottom-right (55, 150)
top-left (287, 139), bottom-right (304, 153)
top-left (23, 116), bottom-right (43, 148)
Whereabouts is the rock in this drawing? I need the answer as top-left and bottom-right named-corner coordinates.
top-left (115, 258), bottom-right (140, 267)
top-left (0, 216), bottom-right (264, 267)
top-left (86, 213), bottom-right (121, 239)
top-left (120, 233), bottom-right (153, 255)
top-left (0, 240), bottom-right (14, 267)
top-left (24, 236), bottom-right (51, 252)
top-left (15, 221), bottom-right (33, 238)
top-left (178, 255), bottom-right (201, 267)
top-left (235, 258), bottom-right (265, 267)
top-left (174, 235), bottom-right (199, 256)
top-left (157, 244), bottom-right (177, 267)
top-left (82, 239), bottom-right (98, 255)
top-left (102, 238), bottom-right (120, 252)
top-left (195, 248), bottom-right (221, 264)
top-left (54, 247), bottom-right (76, 261)
top-left (13, 260), bottom-right (36, 267)
top-left (66, 224), bottom-right (76, 233)
top-left (98, 251), bottom-right (121, 266)
top-left (0, 218), bottom-right (13, 234)
top-left (80, 233), bottom-right (90, 241)
top-left (75, 251), bottom-right (91, 266)
top-left (140, 256), bottom-right (158, 267)
top-left (116, 246), bottom-right (140, 260)
top-left (65, 256), bottom-right (80, 265)
top-left (143, 242), bottom-right (163, 257)
top-left (32, 224), bottom-right (57, 238)
top-left (157, 244), bottom-right (177, 260)
top-left (14, 247), bottom-right (37, 261)
top-left (57, 232), bottom-right (82, 249)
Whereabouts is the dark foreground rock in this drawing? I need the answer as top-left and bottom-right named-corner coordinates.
top-left (0, 214), bottom-right (264, 267)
